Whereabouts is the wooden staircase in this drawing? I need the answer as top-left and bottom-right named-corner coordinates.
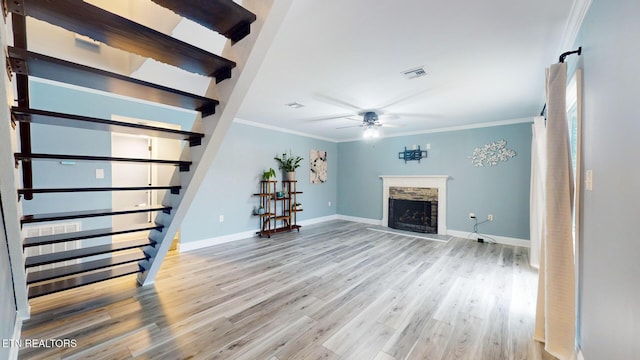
top-left (0, 0), bottom-right (278, 301)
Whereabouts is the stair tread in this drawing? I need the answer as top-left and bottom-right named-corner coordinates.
top-left (24, 223), bottom-right (164, 247)
top-left (150, 0), bottom-right (256, 42)
top-left (21, 205), bottom-right (172, 224)
top-left (9, 0), bottom-right (235, 80)
top-left (15, 152), bottom-right (191, 167)
top-left (27, 250), bottom-right (146, 284)
top-left (28, 263), bottom-right (141, 299)
top-left (19, 186), bottom-right (181, 194)
top-left (25, 238), bottom-right (154, 267)
top-left (11, 107), bottom-right (204, 144)
top-left (7, 47), bottom-right (218, 116)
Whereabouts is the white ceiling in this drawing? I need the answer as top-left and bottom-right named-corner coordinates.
top-left (21, 0), bottom-right (578, 141)
top-left (236, 0), bottom-right (577, 141)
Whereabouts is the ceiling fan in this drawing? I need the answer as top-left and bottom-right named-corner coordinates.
top-left (308, 92), bottom-right (440, 137)
top-left (335, 111), bottom-right (402, 138)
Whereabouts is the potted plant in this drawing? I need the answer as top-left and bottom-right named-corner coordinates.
top-left (274, 150), bottom-right (303, 181)
top-left (254, 205), bottom-right (265, 215)
top-left (262, 167), bottom-right (276, 181)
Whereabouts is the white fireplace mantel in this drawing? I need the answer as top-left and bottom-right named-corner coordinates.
top-left (380, 175), bottom-right (449, 235)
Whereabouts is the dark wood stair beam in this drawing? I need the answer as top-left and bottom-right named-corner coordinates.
top-left (25, 238), bottom-right (155, 268)
top-left (21, 205), bottom-right (172, 225)
top-left (7, 0), bottom-right (235, 82)
top-left (19, 186), bottom-right (181, 195)
top-left (7, 47), bottom-right (218, 116)
top-left (14, 153), bottom-right (192, 172)
top-left (27, 250), bottom-right (147, 284)
top-left (23, 223), bottom-right (164, 247)
top-left (11, 107), bottom-right (204, 146)
top-left (27, 263), bottom-right (141, 299)
top-left (150, 0), bottom-right (257, 43)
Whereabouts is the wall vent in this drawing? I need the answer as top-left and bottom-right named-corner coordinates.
top-left (401, 66), bottom-right (427, 79)
top-left (23, 222), bottom-right (82, 272)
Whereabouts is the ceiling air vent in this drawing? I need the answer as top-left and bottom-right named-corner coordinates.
top-left (285, 102), bottom-right (304, 109)
top-left (401, 66), bottom-right (427, 79)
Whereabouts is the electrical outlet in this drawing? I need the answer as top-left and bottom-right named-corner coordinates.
top-left (488, 214), bottom-right (493, 221)
top-left (469, 212), bottom-right (475, 219)
top-left (328, 201), bottom-right (332, 207)
top-left (585, 169), bottom-right (593, 191)
top-left (219, 215), bottom-right (224, 223)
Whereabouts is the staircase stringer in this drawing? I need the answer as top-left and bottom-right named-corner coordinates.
top-left (138, 0), bottom-right (294, 286)
top-left (0, 25), bottom-right (29, 318)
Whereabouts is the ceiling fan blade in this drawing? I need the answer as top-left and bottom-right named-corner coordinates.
top-left (313, 93), bottom-right (364, 112)
top-left (378, 88), bottom-right (434, 110)
top-left (336, 124), bottom-right (363, 129)
top-left (393, 113), bottom-right (443, 120)
top-left (380, 123), bottom-right (405, 128)
top-left (307, 114), bottom-right (356, 122)
top-left (377, 114), bottom-right (399, 120)
top-left (344, 117), bottom-right (363, 122)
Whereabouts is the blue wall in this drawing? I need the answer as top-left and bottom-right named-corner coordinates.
top-left (22, 80), bottom-right (196, 232)
top-left (337, 122), bottom-right (532, 239)
top-left (22, 81), bottom-right (532, 245)
top-left (181, 123), bottom-right (338, 242)
top-left (574, 0), bottom-right (640, 357)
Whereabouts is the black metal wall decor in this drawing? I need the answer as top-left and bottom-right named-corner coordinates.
top-left (398, 146), bottom-right (427, 163)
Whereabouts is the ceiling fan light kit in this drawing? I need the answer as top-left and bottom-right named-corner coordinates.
top-left (363, 127), bottom-right (380, 138)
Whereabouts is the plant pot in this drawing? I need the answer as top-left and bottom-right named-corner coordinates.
top-left (285, 171), bottom-right (296, 181)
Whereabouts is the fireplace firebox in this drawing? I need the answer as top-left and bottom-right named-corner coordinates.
top-left (388, 198), bottom-right (438, 234)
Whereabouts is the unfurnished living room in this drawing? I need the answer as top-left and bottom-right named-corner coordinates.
top-left (0, 0), bottom-right (637, 359)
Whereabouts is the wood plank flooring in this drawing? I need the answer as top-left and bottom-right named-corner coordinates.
top-left (19, 220), bottom-right (556, 359)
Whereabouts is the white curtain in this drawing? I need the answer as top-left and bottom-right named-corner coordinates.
top-left (534, 63), bottom-right (576, 359)
top-left (530, 116), bottom-right (546, 269)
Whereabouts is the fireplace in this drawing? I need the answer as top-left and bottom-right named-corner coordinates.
top-left (389, 198), bottom-right (438, 233)
top-left (380, 175), bottom-right (449, 235)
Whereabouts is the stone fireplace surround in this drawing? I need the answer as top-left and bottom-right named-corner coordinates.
top-left (380, 175), bottom-right (449, 235)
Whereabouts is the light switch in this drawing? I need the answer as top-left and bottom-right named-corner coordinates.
top-left (426, 144), bottom-right (431, 150)
top-left (585, 169), bottom-right (593, 191)
top-left (95, 168), bottom-right (105, 179)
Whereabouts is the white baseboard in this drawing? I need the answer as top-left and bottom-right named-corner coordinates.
top-left (336, 214), bottom-right (382, 225)
top-left (338, 218), bottom-right (526, 247)
top-left (298, 214), bottom-right (338, 226)
top-left (179, 229), bottom-right (257, 252)
top-left (447, 229), bottom-right (530, 248)
top-left (179, 214), bottom-right (340, 252)
top-left (8, 315), bottom-right (22, 360)
top-left (180, 219), bottom-right (530, 252)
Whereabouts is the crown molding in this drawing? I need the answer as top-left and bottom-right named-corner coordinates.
top-left (233, 118), bottom-right (338, 142)
top-left (557, 0), bottom-right (592, 56)
top-left (338, 117), bottom-right (534, 143)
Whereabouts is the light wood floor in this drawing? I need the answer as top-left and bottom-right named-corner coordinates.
top-left (20, 220), bottom-right (555, 359)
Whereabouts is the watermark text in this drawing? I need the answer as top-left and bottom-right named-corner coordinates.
top-left (2, 338), bottom-right (77, 348)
